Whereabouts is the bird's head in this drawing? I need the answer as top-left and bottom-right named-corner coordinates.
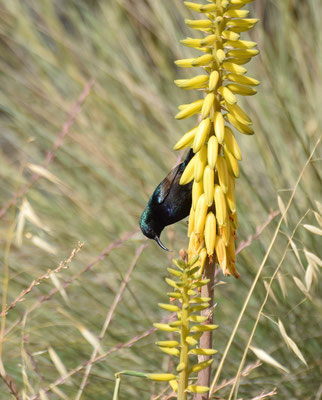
top-left (139, 208), bottom-right (169, 251)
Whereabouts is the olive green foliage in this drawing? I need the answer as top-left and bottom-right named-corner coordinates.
top-left (0, 1), bottom-right (321, 399)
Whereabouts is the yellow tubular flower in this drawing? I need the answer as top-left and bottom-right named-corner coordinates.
top-left (173, 126), bottom-right (198, 150)
top-left (192, 179), bottom-right (203, 210)
top-left (174, 0), bottom-right (259, 280)
top-left (207, 136), bottom-right (219, 169)
top-left (204, 212), bottom-right (216, 262)
top-left (193, 118), bottom-right (211, 152)
top-left (194, 193), bottom-right (208, 238)
top-left (203, 166), bottom-right (215, 206)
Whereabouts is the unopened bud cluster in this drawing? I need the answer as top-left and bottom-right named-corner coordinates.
top-left (150, 256), bottom-right (218, 396)
top-left (174, 0), bottom-right (259, 277)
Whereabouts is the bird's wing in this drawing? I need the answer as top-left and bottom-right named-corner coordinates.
top-left (155, 164), bottom-right (181, 204)
top-left (155, 150), bottom-right (193, 204)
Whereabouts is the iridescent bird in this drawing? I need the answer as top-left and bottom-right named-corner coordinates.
top-left (139, 150), bottom-right (193, 250)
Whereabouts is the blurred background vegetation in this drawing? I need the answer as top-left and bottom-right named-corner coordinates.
top-left (0, 0), bottom-right (321, 399)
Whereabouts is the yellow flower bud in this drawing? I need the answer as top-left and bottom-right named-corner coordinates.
top-left (214, 184), bottom-right (227, 226)
top-left (227, 49), bottom-right (259, 58)
top-left (227, 83), bottom-right (257, 96)
top-left (147, 373), bottom-right (176, 381)
top-left (226, 174), bottom-right (237, 213)
top-left (207, 136), bottom-right (219, 169)
top-left (226, 73), bottom-right (259, 86)
top-left (208, 70), bottom-right (219, 91)
top-left (174, 74), bottom-right (209, 89)
top-left (194, 144), bottom-right (207, 182)
top-left (194, 193), bottom-right (208, 238)
top-left (224, 9), bottom-right (250, 18)
top-left (214, 111), bottom-right (225, 144)
top-left (224, 147), bottom-right (240, 178)
top-left (187, 385), bottom-right (210, 394)
top-left (225, 102), bottom-right (252, 126)
top-left (200, 34), bottom-right (217, 46)
top-left (193, 118), bottom-right (211, 152)
top-left (226, 39), bottom-right (257, 49)
top-left (216, 155), bottom-right (229, 193)
top-left (175, 99), bottom-right (204, 119)
top-left (222, 30), bottom-right (240, 41)
top-left (218, 86), bottom-right (237, 105)
top-left (215, 236), bottom-right (227, 272)
top-left (173, 126), bottom-right (198, 150)
top-left (216, 49), bottom-right (226, 63)
top-left (185, 19), bottom-right (213, 29)
top-left (224, 126), bottom-right (242, 160)
top-left (203, 166), bottom-right (215, 206)
top-left (201, 93), bottom-right (215, 119)
top-left (159, 347), bottom-right (180, 356)
top-left (188, 207), bottom-right (195, 237)
top-left (223, 61), bottom-right (247, 75)
top-left (192, 180), bottom-right (203, 211)
top-left (180, 154), bottom-right (197, 185)
top-left (204, 211), bottom-right (216, 260)
top-left (191, 53), bottom-right (213, 67)
top-left (226, 113), bottom-right (254, 135)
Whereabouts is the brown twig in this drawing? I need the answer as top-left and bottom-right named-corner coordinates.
top-left (74, 244), bottom-right (147, 400)
top-left (236, 210), bottom-right (280, 255)
top-left (211, 361), bottom-right (261, 394)
top-left (28, 229), bottom-right (139, 314)
top-left (0, 373), bottom-right (22, 400)
top-left (250, 388), bottom-right (277, 400)
top-left (1, 242), bottom-right (84, 317)
top-left (0, 78), bottom-right (95, 220)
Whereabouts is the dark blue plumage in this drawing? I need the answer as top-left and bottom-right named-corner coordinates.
top-left (139, 149), bottom-right (193, 250)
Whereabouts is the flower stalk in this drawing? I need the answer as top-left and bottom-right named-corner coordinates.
top-left (174, 0), bottom-right (259, 277)
top-left (150, 0), bottom-right (259, 398)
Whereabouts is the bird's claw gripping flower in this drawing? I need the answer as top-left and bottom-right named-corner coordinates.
top-left (173, 0), bottom-right (259, 277)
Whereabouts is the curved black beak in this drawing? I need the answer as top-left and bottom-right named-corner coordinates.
top-left (154, 235), bottom-right (170, 252)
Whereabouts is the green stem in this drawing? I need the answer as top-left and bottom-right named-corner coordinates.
top-left (178, 275), bottom-right (189, 400)
top-left (194, 260), bottom-right (215, 400)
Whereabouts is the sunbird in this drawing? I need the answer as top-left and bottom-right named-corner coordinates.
top-left (139, 149), bottom-right (193, 250)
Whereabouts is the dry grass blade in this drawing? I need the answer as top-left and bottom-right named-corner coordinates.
top-left (277, 195), bottom-right (288, 227)
top-left (277, 320), bottom-right (307, 367)
top-left (304, 250), bottom-right (322, 268)
top-left (263, 281), bottom-right (278, 305)
top-left (48, 347), bottom-right (70, 384)
top-left (249, 347), bottom-right (289, 374)
top-left (313, 211), bottom-right (322, 227)
top-left (293, 276), bottom-right (312, 301)
top-left (303, 224), bottom-right (322, 236)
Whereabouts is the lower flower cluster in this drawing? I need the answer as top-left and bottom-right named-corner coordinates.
top-left (149, 256), bottom-right (218, 397)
